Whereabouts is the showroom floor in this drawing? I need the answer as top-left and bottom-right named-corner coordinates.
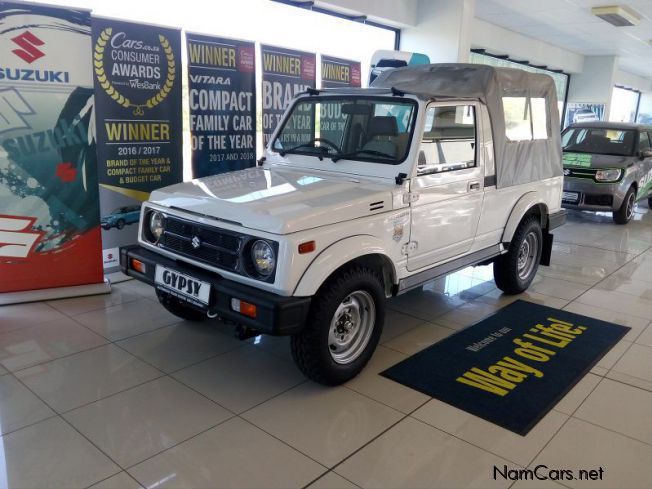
top-left (2, 205), bottom-right (652, 489)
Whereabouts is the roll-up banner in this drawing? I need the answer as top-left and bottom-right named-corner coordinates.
top-left (186, 33), bottom-right (256, 178)
top-left (0, 2), bottom-right (104, 295)
top-left (92, 17), bottom-right (183, 271)
top-left (321, 55), bottom-right (361, 89)
top-left (320, 55), bottom-right (361, 145)
top-left (261, 45), bottom-right (315, 148)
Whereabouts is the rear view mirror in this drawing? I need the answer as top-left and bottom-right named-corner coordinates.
top-left (341, 104), bottom-right (372, 116)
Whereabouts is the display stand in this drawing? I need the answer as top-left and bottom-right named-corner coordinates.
top-left (0, 279), bottom-right (111, 306)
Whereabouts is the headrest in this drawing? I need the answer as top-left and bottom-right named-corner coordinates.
top-left (368, 116), bottom-right (398, 138)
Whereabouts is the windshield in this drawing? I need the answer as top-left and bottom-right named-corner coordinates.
top-left (562, 127), bottom-right (636, 157)
top-left (272, 96), bottom-right (417, 165)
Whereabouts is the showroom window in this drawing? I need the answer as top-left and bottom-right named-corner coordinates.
top-left (470, 51), bottom-right (569, 123)
top-left (610, 86), bottom-right (641, 123)
top-left (417, 105), bottom-right (476, 175)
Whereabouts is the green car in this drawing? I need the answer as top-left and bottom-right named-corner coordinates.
top-left (561, 122), bottom-right (652, 224)
top-left (101, 205), bottom-right (141, 230)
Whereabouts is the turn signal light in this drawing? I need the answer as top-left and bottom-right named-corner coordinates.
top-left (231, 298), bottom-right (257, 318)
top-left (130, 258), bottom-right (146, 274)
top-left (298, 241), bottom-right (316, 254)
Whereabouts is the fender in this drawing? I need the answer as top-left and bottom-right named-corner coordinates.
top-left (293, 235), bottom-right (397, 297)
top-left (501, 191), bottom-right (548, 244)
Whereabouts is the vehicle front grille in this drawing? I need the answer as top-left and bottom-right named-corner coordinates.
top-left (159, 215), bottom-right (242, 271)
top-left (563, 167), bottom-right (598, 180)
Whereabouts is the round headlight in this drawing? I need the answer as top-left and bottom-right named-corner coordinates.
top-left (251, 240), bottom-right (275, 277)
top-left (148, 211), bottom-right (164, 242)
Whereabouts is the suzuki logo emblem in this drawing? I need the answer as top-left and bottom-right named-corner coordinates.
top-left (11, 31), bottom-right (45, 64)
top-left (563, 168), bottom-right (571, 176)
top-left (191, 236), bottom-right (201, 249)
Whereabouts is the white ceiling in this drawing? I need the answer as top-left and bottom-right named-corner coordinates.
top-left (474, 0), bottom-right (652, 78)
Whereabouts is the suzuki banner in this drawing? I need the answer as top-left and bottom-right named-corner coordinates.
top-left (187, 33), bottom-right (256, 178)
top-left (0, 2), bottom-right (103, 294)
top-left (92, 17), bottom-right (183, 271)
top-left (261, 45), bottom-right (315, 148)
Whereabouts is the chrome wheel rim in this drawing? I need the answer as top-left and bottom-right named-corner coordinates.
top-left (517, 231), bottom-right (539, 281)
top-left (328, 290), bottom-right (376, 365)
top-left (626, 193), bottom-right (635, 220)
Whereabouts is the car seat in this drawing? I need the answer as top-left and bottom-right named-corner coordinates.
top-left (362, 116), bottom-right (399, 157)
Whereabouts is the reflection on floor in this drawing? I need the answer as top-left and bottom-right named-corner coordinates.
top-left (2, 204), bottom-right (652, 488)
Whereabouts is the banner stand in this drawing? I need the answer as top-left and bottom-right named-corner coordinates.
top-left (0, 280), bottom-right (111, 306)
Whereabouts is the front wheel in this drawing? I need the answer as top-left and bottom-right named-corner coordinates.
top-left (494, 216), bottom-right (543, 295)
top-left (613, 187), bottom-right (636, 225)
top-left (116, 219), bottom-right (125, 230)
top-left (647, 196), bottom-right (652, 209)
top-left (291, 266), bottom-right (385, 385)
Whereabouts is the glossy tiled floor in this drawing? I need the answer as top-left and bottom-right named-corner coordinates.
top-left (2, 204), bottom-right (652, 489)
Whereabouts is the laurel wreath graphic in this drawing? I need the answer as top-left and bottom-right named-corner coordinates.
top-left (94, 28), bottom-right (176, 116)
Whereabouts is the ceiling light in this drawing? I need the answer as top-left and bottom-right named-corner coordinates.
top-left (592, 5), bottom-right (640, 26)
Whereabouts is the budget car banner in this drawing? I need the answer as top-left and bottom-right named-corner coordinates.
top-left (320, 55), bottom-right (361, 144)
top-left (0, 2), bottom-right (103, 293)
top-left (321, 55), bottom-right (361, 89)
top-left (92, 17), bottom-right (182, 271)
top-left (187, 33), bottom-right (256, 177)
top-left (261, 45), bottom-right (315, 147)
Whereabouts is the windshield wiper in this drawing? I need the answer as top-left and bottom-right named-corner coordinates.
top-left (331, 148), bottom-right (396, 163)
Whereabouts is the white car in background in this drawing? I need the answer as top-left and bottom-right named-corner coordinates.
top-left (121, 64), bottom-right (566, 385)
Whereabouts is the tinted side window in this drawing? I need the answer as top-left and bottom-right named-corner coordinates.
top-left (417, 105), bottom-right (476, 175)
top-left (638, 132), bottom-right (651, 152)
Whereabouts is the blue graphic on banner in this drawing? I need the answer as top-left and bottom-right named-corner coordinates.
top-left (187, 33), bottom-right (256, 177)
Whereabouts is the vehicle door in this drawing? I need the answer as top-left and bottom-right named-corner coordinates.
top-left (638, 131), bottom-right (652, 200)
top-left (407, 102), bottom-right (484, 272)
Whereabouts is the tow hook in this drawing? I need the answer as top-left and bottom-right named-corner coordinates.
top-left (235, 325), bottom-right (258, 341)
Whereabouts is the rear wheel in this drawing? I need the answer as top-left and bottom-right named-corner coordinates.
top-left (613, 187), bottom-right (636, 225)
top-left (291, 266), bottom-right (384, 385)
top-left (156, 289), bottom-right (207, 322)
top-left (494, 216), bottom-right (543, 295)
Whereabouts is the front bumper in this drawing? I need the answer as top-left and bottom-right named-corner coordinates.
top-left (120, 245), bottom-right (311, 336)
top-left (562, 178), bottom-right (626, 211)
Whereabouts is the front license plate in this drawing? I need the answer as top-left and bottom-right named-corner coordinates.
top-left (154, 266), bottom-right (211, 305)
top-left (562, 191), bottom-right (579, 203)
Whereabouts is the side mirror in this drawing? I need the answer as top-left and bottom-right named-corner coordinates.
top-left (639, 150), bottom-right (652, 160)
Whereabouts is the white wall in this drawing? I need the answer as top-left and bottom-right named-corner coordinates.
top-left (567, 56), bottom-right (618, 118)
top-left (470, 19), bottom-right (584, 74)
top-left (315, 0), bottom-right (417, 27)
top-left (615, 70), bottom-right (652, 93)
top-left (400, 0), bottom-right (475, 63)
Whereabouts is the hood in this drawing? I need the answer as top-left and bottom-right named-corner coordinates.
top-left (563, 152), bottom-right (634, 170)
top-left (149, 166), bottom-right (395, 234)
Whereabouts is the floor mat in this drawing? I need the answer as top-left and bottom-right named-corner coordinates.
top-left (381, 300), bottom-right (630, 435)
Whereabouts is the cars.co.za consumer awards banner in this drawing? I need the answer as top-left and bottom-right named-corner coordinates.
top-left (187, 33), bottom-right (256, 178)
top-left (261, 44), bottom-right (315, 147)
top-left (0, 2), bottom-right (103, 293)
top-left (92, 17), bottom-right (183, 271)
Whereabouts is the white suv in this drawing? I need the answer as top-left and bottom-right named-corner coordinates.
top-left (121, 64), bottom-right (566, 385)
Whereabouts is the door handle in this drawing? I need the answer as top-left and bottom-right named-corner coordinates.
top-left (468, 181), bottom-right (480, 191)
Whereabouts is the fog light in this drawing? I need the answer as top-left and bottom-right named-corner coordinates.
top-left (231, 298), bottom-right (257, 318)
top-left (130, 258), bottom-right (146, 273)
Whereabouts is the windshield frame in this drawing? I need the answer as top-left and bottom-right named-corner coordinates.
top-left (270, 94), bottom-right (419, 166)
top-left (561, 126), bottom-right (637, 157)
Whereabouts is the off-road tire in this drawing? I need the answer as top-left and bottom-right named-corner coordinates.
top-left (156, 289), bottom-right (207, 322)
top-left (613, 186), bottom-right (636, 225)
top-left (291, 266), bottom-right (385, 385)
top-left (494, 216), bottom-right (543, 295)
